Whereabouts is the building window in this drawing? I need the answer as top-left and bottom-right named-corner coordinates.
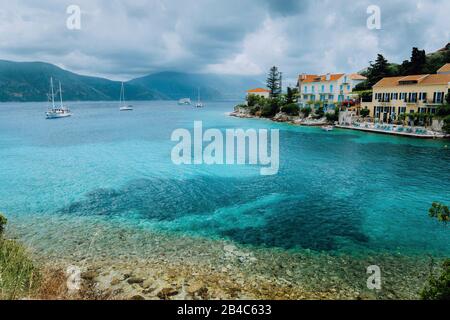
top-left (330, 85), bottom-right (333, 92)
top-left (312, 86), bottom-right (315, 93)
top-left (435, 92), bottom-right (444, 103)
top-left (304, 86), bottom-right (307, 93)
top-left (321, 85), bottom-right (325, 93)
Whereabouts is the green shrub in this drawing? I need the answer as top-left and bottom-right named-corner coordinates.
top-left (314, 106), bottom-right (325, 119)
top-left (234, 104), bottom-right (248, 111)
top-left (326, 107), bottom-right (339, 123)
top-left (246, 94), bottom-right (267, 107)
top-left (360, 107), bottom-right (370, 118)
top-left (436, 105), bottom-right (450, 117)
top-left (429, 202), bottom-right (450, 223)
top-left (0, 214), bottom-right (40, 299)
top-left (260, 98), bottom-right (280, 118)
top-left (442, 115), bottom-right (450, 134)
top-left (421, 259), bottom-right (450, 300)
top-left (280, 103), bottom-right (300, 116)
top-left (421, 202), bottom-right (449, 300)
top-left (0, 213), bottom-right (7, 236)
top-left (249, 106), bottom-right (260, 116)
top-left (300, 107), bottom-right (312, 118)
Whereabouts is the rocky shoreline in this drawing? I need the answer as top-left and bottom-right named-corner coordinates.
top-left (6, 214), bottom-right (443, 300)
top-left (229, 109), bottom-right (329, 127)
top-left (32, 242), bottom-right (439, 301)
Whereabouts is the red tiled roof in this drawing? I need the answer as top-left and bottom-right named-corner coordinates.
top-left (247, 88), bottom-right (270, 93)
top-left (298, 73), bottom-right (345, 83)
top-left (373, 74), bottom-right (450, 87)
top-left (437, 63), bottom-right (450, 73)
top-left (349, 73), bottom-right (367, 80)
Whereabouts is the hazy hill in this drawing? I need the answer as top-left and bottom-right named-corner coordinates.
top-left (129, 71), bottom-right (264, 101)
top-left (0, 60), bottom-right (263, 102)
top-left (0, 60), bottom-right (159, 102)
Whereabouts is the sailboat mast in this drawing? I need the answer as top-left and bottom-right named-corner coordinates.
top-left (50, 77), bottom-right (55, 109)
top-left (59, 81), bottom-right (63, 108)
top-left (122, 82), bottom-right (126, 103)
top-left (120, 82), bottom-right (125, 105)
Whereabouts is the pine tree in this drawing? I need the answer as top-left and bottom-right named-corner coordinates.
top-left (367, 54), bottom-right (390, 87)
top-left (408, 47), bottom-right (426, 74)
top-left (286, 87), bottom-right (294, 104)
top-left (266, 66), bottom-right (282, 97)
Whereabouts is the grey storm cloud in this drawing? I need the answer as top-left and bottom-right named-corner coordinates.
top-left (0, 0), bottom-right (449, 81)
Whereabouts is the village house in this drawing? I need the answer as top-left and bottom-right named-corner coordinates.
top-left (246, 88), bottom-right (270, 99)
top-left (297, 73), bottom-right (367, 112)
top-left (360, 63), bottom-right (450, 122)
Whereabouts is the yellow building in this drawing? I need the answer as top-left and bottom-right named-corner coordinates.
top-left (362, 63), bottom-right (450, 122)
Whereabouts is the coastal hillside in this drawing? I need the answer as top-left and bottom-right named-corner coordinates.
top-left (0, 60), bottom-right (263, 102)
top-left (0, 60), bottom-right (160, 102)
top-left (129, 72), bottom-right (264, 101)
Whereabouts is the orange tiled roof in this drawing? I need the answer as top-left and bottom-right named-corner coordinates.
top-left (298, 73), bottom-right (345, 83)
top-left (373, 74), bottom-right (450, 87)
top-left (247, 88), bottom-right (270, 93)
top-left (398, 74), bottom-right (429, 82)
top-left (349, 73), bottom-right (367, 80)
top-left (437, 63), bottom-right (450, 73)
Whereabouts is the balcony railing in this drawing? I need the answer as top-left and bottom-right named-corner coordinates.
top-left (374, 98), bottom-right (444, 104)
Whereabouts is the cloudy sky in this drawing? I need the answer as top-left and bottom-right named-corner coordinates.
top-left (0, 0), bottom-right (449, 83)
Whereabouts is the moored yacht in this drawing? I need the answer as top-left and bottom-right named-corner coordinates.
top-left (195, 87), bottom-right (204, 108)
top-left (119, 82), bottom-right (133, 111)
top-left (46, 78), bottom-right (72, 119)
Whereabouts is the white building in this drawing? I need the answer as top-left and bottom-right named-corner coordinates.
top-left (297, 73), bottom-right (367, 112)
top-left (246, 88), bottom-right (271, 99)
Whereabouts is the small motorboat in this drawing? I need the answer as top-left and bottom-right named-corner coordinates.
top-left (120, 105), bottom-right (133, 111)
top-left (321, 125), bottom-right (334, 132)
top-left (178, 98), bottom-right (191, 105)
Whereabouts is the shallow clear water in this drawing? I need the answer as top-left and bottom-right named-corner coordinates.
top-left (0, 101), bottom-right (449, 258)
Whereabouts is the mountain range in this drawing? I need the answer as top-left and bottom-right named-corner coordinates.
top-left (0, 60), bottom-right (264, 102)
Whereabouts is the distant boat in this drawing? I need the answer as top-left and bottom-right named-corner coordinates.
top-left (178, 98), bottom-right (191, 105)
top-left (46, 78), bottom-right (72, 119)
top-left (195, 87), bottom-right (204, 108)
top-left (322, 125), bottom-right (334, 132)
top-left (119, 82), bottom-right (133, 111)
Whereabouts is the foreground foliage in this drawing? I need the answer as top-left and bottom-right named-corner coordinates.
top-left (421, 203), bottom-right (450, 300)
top-left (0, 213), bottom-right (39, 299)
top-left (421, 259), bottom-right (450, 300)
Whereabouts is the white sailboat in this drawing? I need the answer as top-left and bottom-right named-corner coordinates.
top-left (195, 87), bottom-right (204, 108)
top-left (46, 78), bottom-right (72, 119)
top-left (119, 82), bottom-right (133, 111)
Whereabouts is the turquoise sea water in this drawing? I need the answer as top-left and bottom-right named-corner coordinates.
top-left (0, 101), bottom-right (449, 258)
